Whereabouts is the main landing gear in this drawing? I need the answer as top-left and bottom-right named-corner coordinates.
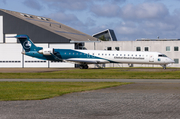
top-left (162, 64), bottom-right (166, 69)
top-left (79, 64), bottom-right (89, 69)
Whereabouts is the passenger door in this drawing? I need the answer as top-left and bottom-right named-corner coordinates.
top-left (149, 55), bottom-right (154, 62)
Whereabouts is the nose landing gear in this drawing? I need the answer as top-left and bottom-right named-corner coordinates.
top-left (162, 64), bottom-right (166, 69)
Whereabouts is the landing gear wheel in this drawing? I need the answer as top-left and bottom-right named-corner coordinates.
top-left (163, 65), bottom-right (166, 69)
top-left (79, 64), bottom-right (88, 69)
top-left (84, 65), bottom-right (88, 69)
top-left (79, 65), bottom-right (83, 69)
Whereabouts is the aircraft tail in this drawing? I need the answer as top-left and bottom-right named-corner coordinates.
top-left (16, 35), bottom-right (42, 52)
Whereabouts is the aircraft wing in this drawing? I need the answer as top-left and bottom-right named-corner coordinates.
top-left (50, 53), bottom-right (62, 61)
top-left (65, 58), bottom-right (109, 64)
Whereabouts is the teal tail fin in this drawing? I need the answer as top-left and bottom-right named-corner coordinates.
top-left (16, 35), bottom-right (42, 52)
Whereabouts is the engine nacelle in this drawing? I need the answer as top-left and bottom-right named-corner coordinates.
top-left (38, 48), bottom-right (54, 55)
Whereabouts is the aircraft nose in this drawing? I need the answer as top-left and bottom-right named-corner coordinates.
top-left (166, 58), bottom-right (174, 63)
top-left (169, 59), bottom-right (175, 63)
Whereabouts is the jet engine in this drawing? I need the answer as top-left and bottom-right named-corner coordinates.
top-left (38, 48), bottom-right (54, 55)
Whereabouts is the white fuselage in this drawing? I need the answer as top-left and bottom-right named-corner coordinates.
top-left (66, 50), bottom-right (174, 65)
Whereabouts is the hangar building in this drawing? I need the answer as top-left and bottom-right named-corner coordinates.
top-left (0, 9), bottom-right (97, 68)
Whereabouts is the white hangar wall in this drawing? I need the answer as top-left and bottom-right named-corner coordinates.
top-left (0, 44), bottom-right (22, 67)
top-left (0, 16), bottom-right (3, 43)
top-left (85, 41), bottom-right (180, 68)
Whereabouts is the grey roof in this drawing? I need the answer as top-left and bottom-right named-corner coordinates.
top-left (0, 9), bottom-right (98, 42)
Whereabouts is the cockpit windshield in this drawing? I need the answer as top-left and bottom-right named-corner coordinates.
top-left (158, 54), bottom-right (167, 57)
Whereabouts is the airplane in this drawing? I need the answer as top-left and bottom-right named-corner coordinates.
top-left (16, 34), bottom-right (174, 69)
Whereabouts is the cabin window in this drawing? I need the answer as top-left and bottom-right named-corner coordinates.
top-left (128, 54), bottom-right (129, 56)
top-left (116, 54), bottom-right (118, 56)
top-left (120, 54), bottom-right (122, 56)
top-left (64, 52), bottom-right (66, 54)
top-left (76, 53), bottom-right (78, 55)
top-left (139, 55), bottom-right (141, 57)
top-left (131, 54), bottom-right (133, 56)
top-left (107, 47), bottom-right (112, 50)
top-left (115, 47), bottom-right (119, 51)
top-left (124, 54), bottom-right (126, 56)
top-left (105, 54), bottom-right (107, 56)
top-left (93, 53), bottom-right (94, 55)
top-left (136, 47), bottom-right (141, 51)
top-left (69, 53), bottom-right (71, 55)
top-left (158, 54), bottom-right (167, 57)
top-left (174, 59), bottom-right (179, 64)
top-left (98, 53), bottom-right (100, 55)
top-left (109, 54), bottom-right (110, 56)
top-left (113, 54), bottom-right (114, 56)
top-left (174, 46), bottom-right (179, 51)
top-left (102, 54), bottom-right (103, 55)
top-left (166, 46), bottom-right (170, 51)
top-left (144, 47), bottom-right (149, 51)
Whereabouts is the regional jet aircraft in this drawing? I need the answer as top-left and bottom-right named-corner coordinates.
top-left (16, 35), bottom-right (174, 69)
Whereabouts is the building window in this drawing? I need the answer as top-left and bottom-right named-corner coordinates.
top-left (174, 59), bottom-right (179, 64)
top-left (166, 46), bottom-right (170, 51)
top-left (144, 47), bottom-right (149, 51)
top-left (115, 47), bottom-right (119, 51)
top-left (136, 47), bottom-right (141, 51)
top-left (174, 46), bottom-right (179, 51)
top-left (107, 47), bottom-right (112, 50)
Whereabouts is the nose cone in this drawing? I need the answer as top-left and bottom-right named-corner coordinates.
top-left (169, 58), bottom-right (175, 63)
top-left (171, 59), bottom-right (175, 63)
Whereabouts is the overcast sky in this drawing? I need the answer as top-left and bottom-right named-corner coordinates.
top-left (0, 0), bottom-right (180, 41)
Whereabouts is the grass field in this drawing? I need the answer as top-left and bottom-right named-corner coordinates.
top-left (0, 68), bottom-right (180, 79)
top-left (0, 82), bottom-right (130, 101)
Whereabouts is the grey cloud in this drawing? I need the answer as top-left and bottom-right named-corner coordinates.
top-left (41, 0), bottom-right (92, 11)
top-left (90, 2), bottom-right (168, 20)
top-left (120, 3), bottom-right (169, 20)
top-left (40, 0), bottom-right (126, 12)
top-left (23, 0), bottom-right (43, 11)
top-left (91, 3), bottom-right (120, 17)
top-left (0, 0), bottom-right (6, 4)
top-left (85, 17), bottom-right (96, 27)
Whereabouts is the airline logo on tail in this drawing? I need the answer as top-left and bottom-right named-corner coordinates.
top-left (23, 40), bottom-right (31, 49)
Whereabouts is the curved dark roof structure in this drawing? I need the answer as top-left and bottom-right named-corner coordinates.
top-left (0, 9), bottom-right (98, 43)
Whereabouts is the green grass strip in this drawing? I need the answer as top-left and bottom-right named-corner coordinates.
top-left (0, 82), bottom-right (130, 101)
top-left (0, 69), bottom-right (180, 79)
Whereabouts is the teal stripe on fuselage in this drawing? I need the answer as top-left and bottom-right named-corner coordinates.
top-left (55, 49), bottom-right (91, 59)
top-left (25, 49), bottom-right (115, 63)
top-left (25, 51), bottom-right (57, 60)
top-left (55, 49), bottom-right (108, 60)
